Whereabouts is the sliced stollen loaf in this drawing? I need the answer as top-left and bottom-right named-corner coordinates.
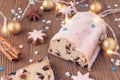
top-left (48, 11), bottom-right (107, 70)
top-left (0, 58), bottom-right (54, 80)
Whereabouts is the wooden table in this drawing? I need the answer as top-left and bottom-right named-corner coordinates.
top-left (0, 0), bottom-right (120, 80)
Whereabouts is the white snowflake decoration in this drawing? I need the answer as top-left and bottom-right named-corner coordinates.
top-left (72, 71), bottom-right (94, 80)
top-left (27, 29), bottom-right (47, 45)
top-left (59, 6), bottom-right (75, 14)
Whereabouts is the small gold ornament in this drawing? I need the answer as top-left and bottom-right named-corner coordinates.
top-left (102, 38), bottom-right (117, 52)
top-left (40, 6), bottom-right (45, 11)
top-left (42, 0), bottom-right (55, 11)
top-left (90, 2), bottom-right (102, 13)
top-left (106, 50), bottom-right (114, 54)
top-left (56, 3), bottom-right (63, 10)
top-left (7, 21), bottom-right (21, 34)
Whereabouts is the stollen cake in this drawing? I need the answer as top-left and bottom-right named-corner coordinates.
top-left (48, 11), bottom-right (107, 70)
top-left (0, 58), bottom-right (54, 80)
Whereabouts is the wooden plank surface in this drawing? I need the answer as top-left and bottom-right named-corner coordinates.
top-left (0, 0), bottom-right (120, 80)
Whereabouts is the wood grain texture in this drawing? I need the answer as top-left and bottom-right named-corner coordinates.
top-left (0, 0), bottom-right (120, 80)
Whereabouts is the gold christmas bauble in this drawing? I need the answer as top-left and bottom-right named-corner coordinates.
top-left (7, 21), bottom-right (21, 34)
top-left (90, 2), bottom-right (102, 13)
top-left (42, 0), bottom-right (55, 10)
top-left (102, 38), bottom-right (117, 51)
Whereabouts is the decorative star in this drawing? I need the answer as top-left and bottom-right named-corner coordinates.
top-left (71, 71), bottom-right (94, 80)
top-left (27, 29), bottom-right (47, 45)
top-left (62, 27), bottom-right (68, 31)
top-left (91, 24), bottom-right (96, 28)
top-left (59, 6), bottom-right (74, 14)
top-left (29, 0), bottom-right (36, 4)
top-left (27, 9), bottom-right (41, 21)
top-left (52, 0), bottom-right (60, 3)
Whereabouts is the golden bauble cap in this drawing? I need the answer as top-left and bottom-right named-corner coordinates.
top-left (90, 2), bottom-right (103, 14)
top-left (7, 21), bottom-right (21, 35)
top-left (42, 0), bottom-right (55, 10)
top-left (102, 38), bottom-right (117, 51)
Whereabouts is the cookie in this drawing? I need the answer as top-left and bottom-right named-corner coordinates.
top-left (48, 11), bottom-right (107, 70)
top-left (27, 29), bottom-right (47, 45)
top-left (0, 58), bottom-right (54, 80)
top-left (70, 71), bottom-right (94, 80)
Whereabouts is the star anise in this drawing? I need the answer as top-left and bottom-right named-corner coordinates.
top-left (27, 9), bottom-right (41, 21)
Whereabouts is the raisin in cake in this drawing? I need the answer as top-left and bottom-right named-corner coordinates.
top-left (0, 58), bottom-right (54, 80)
top-left (48, 11), bottom-right (107, 70)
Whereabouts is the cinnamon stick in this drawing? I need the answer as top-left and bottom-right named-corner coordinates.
top-left (0, 36), bottom-right (22, 62)
top-left (0, 48), bottom-right (14, 61)
top-left (4, 42), bottom-right (21, 55)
